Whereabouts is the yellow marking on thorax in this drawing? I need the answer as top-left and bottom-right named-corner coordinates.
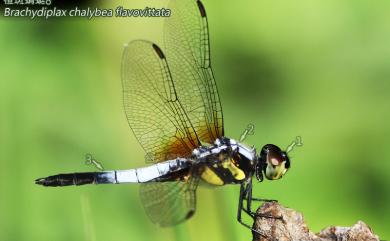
top-left (200, 166), bottom-right (224, 186)
top-left (224, 159), bottom-right (246, 181)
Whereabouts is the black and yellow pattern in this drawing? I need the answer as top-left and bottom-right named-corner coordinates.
top-left (200, 151), bottom-right (253, 186)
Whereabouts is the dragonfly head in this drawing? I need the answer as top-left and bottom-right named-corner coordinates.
top-left (256, 144), bottom-right (290, 181)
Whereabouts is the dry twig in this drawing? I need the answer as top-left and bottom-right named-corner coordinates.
top-left (252, 202), bottom-right (380, 241)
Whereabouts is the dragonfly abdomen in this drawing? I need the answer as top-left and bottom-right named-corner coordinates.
top-left (35, 172), bottom-right (116, 187)
top-left (35, 158), bottom-right (192, 187)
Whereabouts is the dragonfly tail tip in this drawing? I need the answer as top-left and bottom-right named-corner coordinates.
top-left (35, 177), bottom-right (48, 186)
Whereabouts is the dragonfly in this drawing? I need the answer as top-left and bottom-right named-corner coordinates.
top-left (35, 0), bottom-right (294, 233)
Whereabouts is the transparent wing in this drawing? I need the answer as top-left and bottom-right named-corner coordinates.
top-left (122, 40), bottom-right (201, 163)
top-left (164, 0), bottom-right (224, 144)
top-left (122, 0), bottom-right (223, 226)
top-left (139, 175), bottom-right (199, 226)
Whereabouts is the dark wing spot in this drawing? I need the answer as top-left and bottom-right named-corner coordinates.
top-left (196, 0), bottom-right (206, 17)
top-left (186, 210), bottom-right (195, 219)
top-left (152, 44), bottom-right (165, 59)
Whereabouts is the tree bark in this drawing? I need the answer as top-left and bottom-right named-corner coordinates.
top-left (252, 202), bottom-right (380, 241)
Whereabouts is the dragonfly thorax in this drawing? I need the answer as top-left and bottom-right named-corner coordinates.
top-left (192, 138), bottom-right (257, 186)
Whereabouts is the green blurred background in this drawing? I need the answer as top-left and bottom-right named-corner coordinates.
top-left (1, 0), bottom-right (390, 240)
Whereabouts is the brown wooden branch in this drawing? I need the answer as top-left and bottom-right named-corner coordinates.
top-left (252, 202), bottom-right (381, 241)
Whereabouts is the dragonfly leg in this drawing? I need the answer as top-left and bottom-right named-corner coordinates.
top-left (237, 182), bottom-right (268, 238)
top-left (241, 180), bottom-right (284, 223)
top-left (245, 178), bottom-right (252, 214)
top-left (243, 179), bottom-right (279, 215)
top-left (244, 197), bottom-right (278, 203)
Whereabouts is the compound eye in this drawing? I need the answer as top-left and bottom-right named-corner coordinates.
top-left (267, 148), bottom-right (282, 165)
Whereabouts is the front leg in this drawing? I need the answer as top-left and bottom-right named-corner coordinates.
top-left (237, 182), bottom-right (269, 238)
top-left (242, 180), bottom-right (283, 221)
top-left (244, 197), bottom-right (278, 203)
top-left (243, 178), bottom-right (277, 216)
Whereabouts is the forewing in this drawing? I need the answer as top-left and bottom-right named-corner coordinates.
top-left (122, 40), bottom-right (201, 163)
top-left (139, 176), bottom-right (199, 227)
top-left (164, 0), bottom-right (224, 144)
